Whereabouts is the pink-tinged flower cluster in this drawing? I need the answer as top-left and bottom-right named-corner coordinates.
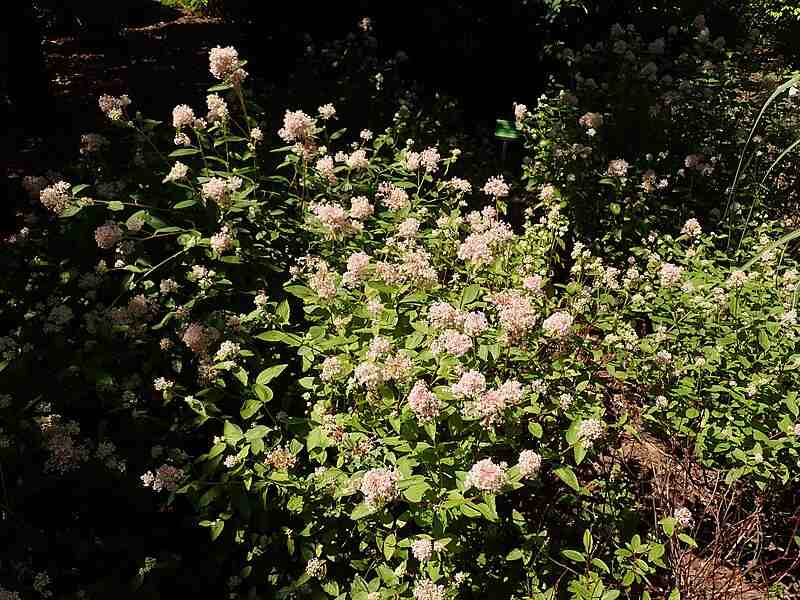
top-left (428, 302), bottom-right (462, 329)
top-left (542, 311), bottom-right (574, 338)
top-left (163, 161), bottom-right (189, 183)
top-left (206, 93), bottom-right (228, 123)
top-left (458, 207), bottom-right (514, 265)
top-left (514, 102), bottom-right (528, 126)
top-left (659, 263), bottom-right (684, 287)
top-left (39, 415), bottom-right (90, 473)
top-left (411, 538), bottom-right (434, 562)
top-left (539, 184), bottom-right (557, 203)
top-left (674, 506), bottom-right (694, 529)
top-left (432, 329), bottom-right (473, 357)
top-left (375, 247), bottom-right (438, 288)
top-left (451, 370), bottom-right (487, 398)
top-left (522, 274), bottom-right (545, 294)
top-left (367, 336), bottom-right (392, 360)
top-left (407, 381), bottom-right (441, 422)
top-left (201, 176), bottom-right (242, 208)
top-left (517, 450), bottom-right (542, 478)
top-left (445, 177), bottom-right (472, 194)
top-left (354, 361), bottom-right (384, 390)
top-left (80, 133), bottom-right (108, 154)
top-left (607, 159), bottom-right (630, 177)
top-left (98, 93), bottom-right (131, 120)
top-left (681, 218), bottom-right (702, 238)
top-left (577, 418), bottom-right (606, 446)
top-left (109, 294), bottom-right (156, 333)
top-left (172, 104), bottom-right (195, 129)
top-left (727, 269), bottom-right (748, 288)
top-left (397, 217), bottom-right (421, 238)
top-left (462, 379), bottom-right (524, 425)
top-left (39, 181), bottom-right (71, 213)
top-left (342, 251), bottom-right (370, 286)
top-left (684, 154), bottom-right (713, 176)
top-left (210, 226), bottom-right (234, 253)
top-left (94, 221), bottom-right (123, 249)
top-left (345, 149), bottom-right (369, 170)
top-left (208, 45), bottom-right (247, 84)
top-left (278, 109), bottom-right (316, 143)
top-left (482, 175), bottom-right (510, 197)
top-left (305, 558), bottom-right (327, 578)
top-left (315, 155), bottom-right (336, 182)
top-left (376, 181), bottom-right (410, 211)
top-left (311, 202), bottom-right (363, 237)
top-left (318, 103), bottom-right (336, 120)
top-left (320, 356), bottom-right (343, 382)
top-left (578, 112), bottom-right (603, 129)
top-left (487, 290), bottom-right (538, 344)
top-left (427, 303), bottom-right (488, 337)
top-left (182, 322), bottom-right (221, 355)
top-left (349, 196), bottom-right (374, 220)
top-left (417, 147), bottom-right (441, 173)
top-left (462, 311), bottom-right (488, 336)
top-left (265, 446), bottom-right (297, 470)
top-left (360, 467), bottom-right (399, 507)
top-left (465, 458), bottom-right (507, 492)
top-left (141, 464), bottom-right (184, 492)
top-left (413, 580), bottom-right (445, 600)
top-left (306, 259), bottom-right (337, 300)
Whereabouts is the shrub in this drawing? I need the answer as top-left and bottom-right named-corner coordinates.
top-left (3, 28), bottom-right (800, 600)
top-left (513, 14), bottom-right (800, 250)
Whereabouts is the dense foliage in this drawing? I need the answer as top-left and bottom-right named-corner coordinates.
top-left (3, 9), bottom-right (800, 600)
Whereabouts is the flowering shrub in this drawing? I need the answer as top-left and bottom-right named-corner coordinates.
top-left (515, 14), bottom-right (800, 249)
top-left (3, 32), bottom-right (800, 599)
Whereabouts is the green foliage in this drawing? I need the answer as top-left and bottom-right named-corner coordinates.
top-left (3, 9), bottom-right (800, 600)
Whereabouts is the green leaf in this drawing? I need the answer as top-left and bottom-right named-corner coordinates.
top-left (224, 421), bottom-right (244, 444)
top-left (350, 503), bottom-right (375, 520)
top-left (786, 392), bottom-right (799, 418)
top-left (383, 534), bottom-right (396, 560)
top-left (60, 205), bottom-right (83, 218)
top-left (574, 443), bottom-right (587, 465)
top-left (168, 148), bottom-right (201, 157)
top-left (107, 201), bottom-right (124, 211)
top-left (678, 533), bottom-right (698, 547)
top-left (460, 284), bottom-right (482, 307)
top-left (240, 398), bottom-right (261, 420)
top-left (562, 550), bottom-right (585, 563)
top-left (253, 383), bottom-right (273, 403)
top-left (583, 530), bottom-right (594, 554)
top-left (660, 517), bottom-right (676, 537)
top-left (506, 549), bottom-right (524, 561)
top-left (210, 520), bottom-right (224, 540)
top-left (245, 425), bottom-right (270, 441)
top-left (402, 482), bottom-right (430, 503)
top-left (554, 466), bottom-right (580, 492)
top-left (173, 199), bottom-right (197, 209)
top-left (276, 299), bottom-right (290, 324)
top-left (255, 331), bottom-right (303, 346)
top-left (285, 284), bottom-right (315, 299)
top-left (256, 364), bottom-right (287, 385)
